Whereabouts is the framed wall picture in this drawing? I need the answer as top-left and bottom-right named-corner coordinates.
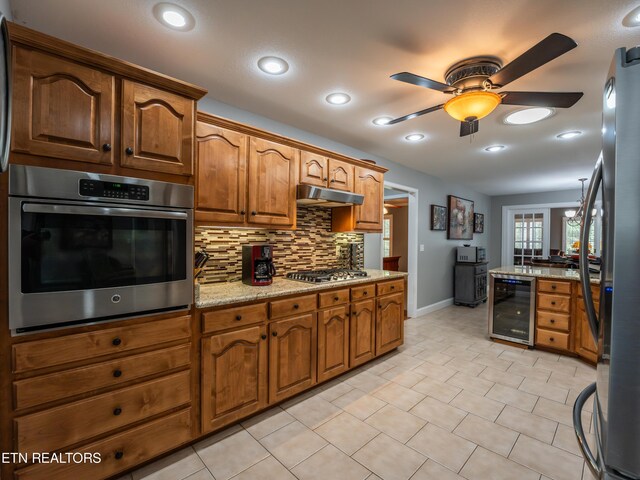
top-left (474, 213), bottom-right (484, 233)
top-left (430, 205), bottom-right (447, 231)
top-left (447, 195), bottom-right (474, 240)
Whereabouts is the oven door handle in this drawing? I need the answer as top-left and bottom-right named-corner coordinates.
top-left (22, 203), bottom-right (188, 220)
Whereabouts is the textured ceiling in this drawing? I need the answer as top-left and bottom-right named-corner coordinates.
top-left (10, 0), bottom-right (640, 195)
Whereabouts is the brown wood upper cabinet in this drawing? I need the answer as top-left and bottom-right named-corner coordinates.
top-left (195, 123), bottom-right (247, 224)
top-left (300, 151), bottom-right (354, 192)
top-left (332, 166), bottom-right (384, 232)
top-left (121, 80), bottom-right (194, 176)
top-left (11, 47), bottom-right (115, 166)
top-left (248, 137), bottom-right (298, 227)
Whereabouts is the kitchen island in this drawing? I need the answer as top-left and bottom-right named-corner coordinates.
top-left (489, 266), bottom-right (600, 363)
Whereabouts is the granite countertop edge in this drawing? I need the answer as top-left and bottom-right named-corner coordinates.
top-left (489, 266), bottom-right (600, 284)
top-left (195, 269), bottom-right (408, 309)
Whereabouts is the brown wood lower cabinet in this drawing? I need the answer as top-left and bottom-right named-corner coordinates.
top-left (201, 325), bottom-right (268, 433)
top-left (349, 299), bottom-right (376, 367)
top-left (269, 314), bottom-right (318, 403)
top-left (376, 292), bottom-right (404, 355)
top-left (575, 299), bottom-right (598, 363)
top-left (317, 306), bottom-right (349, 383)
top-left (15, 409), bottom-right (192, 480)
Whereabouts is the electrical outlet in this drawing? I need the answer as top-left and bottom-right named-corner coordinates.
top-left (420, 244), bottom-right (425, 252)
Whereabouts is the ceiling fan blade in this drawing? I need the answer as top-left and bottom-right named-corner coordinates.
top-left (387, 104), bottom-right (445, 125)
top-left (487, 33), bottom-right (577, 87)
top-left (501, 91), bottom-right (583, 108)
top-left (391, 72), bottom-right (457, 93)
top-left (460, 119), bottom-right (479, 137)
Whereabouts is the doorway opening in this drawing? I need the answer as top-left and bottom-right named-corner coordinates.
top-left (363, 181), bottom-right (418, 317)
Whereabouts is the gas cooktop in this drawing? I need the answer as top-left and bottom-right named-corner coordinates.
top-left (286, 269), bottom-right (368, 283)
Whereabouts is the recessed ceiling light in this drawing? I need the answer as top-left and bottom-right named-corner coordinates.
top-left (557, 130), bottom-right (582, 140)
top-left (372, 116), bottom-right (393, 126)
top-left (622, 6), bottom-right (640, 27)
top-left (504, 107), bottom-right (554, 125)
top-left (484, 145), bottom-right (505, 152)
top-left (325, 93), bottom-right (351, 105)
top-left (257, 56), bottom-right (289, 75)
top-left (405, 133), bottom-right (425, 142)
top-left (153, 3), bottom-right (195, 31)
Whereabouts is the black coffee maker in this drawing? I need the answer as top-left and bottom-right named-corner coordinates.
top-left (242, 244), bottom-right (276, 286)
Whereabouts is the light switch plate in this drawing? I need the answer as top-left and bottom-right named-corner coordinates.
top-left (420, 244), bottom-right (425, 252)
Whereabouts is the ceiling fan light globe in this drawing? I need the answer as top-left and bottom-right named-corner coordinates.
top-left (443, 91), bottom-right (501, 122)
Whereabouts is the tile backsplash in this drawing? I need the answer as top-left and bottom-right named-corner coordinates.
top-left (195, 207), bottom-right (364, 284)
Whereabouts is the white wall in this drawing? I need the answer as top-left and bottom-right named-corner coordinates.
top-left (198, 97), bottom-right (491, 310)
top-left (0, 0), bottom-right (12, 19)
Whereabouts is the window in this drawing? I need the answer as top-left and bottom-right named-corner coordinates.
top-left (562, 215), bottom-right (600, 256)
top-left (383, 214), bottom-right (393, 257)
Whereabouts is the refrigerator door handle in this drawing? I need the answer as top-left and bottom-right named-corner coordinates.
top-left (579, 154), bottom-right (603, 344)
top-left (573, 382), bottom-right (601, 478)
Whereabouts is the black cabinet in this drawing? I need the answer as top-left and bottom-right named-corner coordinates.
top-left (454, 262), bottom-right (488, 307)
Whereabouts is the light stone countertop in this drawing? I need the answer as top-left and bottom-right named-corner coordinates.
top-left (489, 265), bottom-right (600, 284)
top-left (195, 269), bottom-right (408, 309)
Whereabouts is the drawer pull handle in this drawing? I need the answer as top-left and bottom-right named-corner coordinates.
top-left (113, 407), bottom-right (122, 416)
top-left (240, 210), bottom-right (246, 215)
top-left (272, 331), bottom-right (278, 337)
top-left (323, 177), bottom-right (328, 181)
top-left (550, 319), bottom-right (555, 324)
top-left (551, 285), bottom-right (557, 289)
top-left (391, 286), bottom-right (395, 290)
top-left (113, 369), bottom-right (122, 378)
top-left (251, 211), bottom-right (257, 216)
top-left (261, 334), bottom-right (267, 340)
top-left (549, 337), bottom-right (554, 342)
top-left (293, 303), bottom-right (299, 309)
top-left (551, 301), bottom-right (556, 305)
top-left (112, 337), bottom-right (122, 346)
top-left (363, 291), bottom-right (368, 295)
top-left (114, 451), bottom-right (124, 460)
top-left (334, 296), bottom-right (339, 301)
top-left (235, 315), bottom-right (242, 321)
top-left (125, 147), bottom-right (133, 155)
top-left (102, 143), bottom-right (112, 152)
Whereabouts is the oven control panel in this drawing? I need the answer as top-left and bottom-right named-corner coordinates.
top-left (79, 179), bottom-right (150, 201)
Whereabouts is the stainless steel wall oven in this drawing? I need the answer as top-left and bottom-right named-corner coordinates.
top-left (8, 165), bottom-right (194, 333)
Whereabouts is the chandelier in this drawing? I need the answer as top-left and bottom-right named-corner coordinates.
top-left (565, 178), bottom-right (596, 227)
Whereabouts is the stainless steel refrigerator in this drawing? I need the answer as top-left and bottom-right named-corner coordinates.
top-left (574, 46), bottom-right (640, 480)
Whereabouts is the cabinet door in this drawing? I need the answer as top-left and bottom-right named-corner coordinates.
top-left (247, 137), bottom-right (298, 227)
top-left (269, 314), bottom-right (317, 403)
top-left (300, 151), bottom-right (328, 187)
top-left (201, 325), bottom-right (268, 433)
top-left (328, 158), bottom-right (354, 192)
top-left (349, 299), bottom-right (376, 367)
top-left (195, 122), bottom-right (247, 224)
top-left (354, 166), bottom-right (384, 231)
top-left (318, 306), bottom-right (349, 382)
top-left (376, 293), bottom-right (404, 355)
top-left (576, 301), bottom-right (598, 363)
top-left (121, 80), bottom-right (194, 176)
top-left (12, 47), bottom-right (115, 165)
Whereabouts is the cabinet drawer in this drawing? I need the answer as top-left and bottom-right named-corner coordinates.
top-left (202, 303), bottom-right (267, 334)
top-left (13, 315), bottom-right (191, 373)
top-left (15, 408), bottom-right (192, 480)
top-left (536, 311), bottom-right (570, 332)
top-left (351, 284), bottom-right (374, 301)
top-left (15, 371), bottom-right (190, 453)
top-left (538, 279), bottom-right (572, 295)
top-left (318, 289), bottom-right (350, 308)
top-left (377, 279), bottom-right (404, 297)
top-left (270, 294), bottom-right (317, 319)
top-left (537, 294), bottom-right (571, 313)
top-left (577, 284), bottom-right (601, 301)
top-left (536, 328), bottom-right (570, 351)
top-left (14, 344), bottom-right (191, 410)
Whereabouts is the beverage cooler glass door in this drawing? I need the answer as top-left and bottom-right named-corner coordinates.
top-left (489, 274), bottom-right (535, 345)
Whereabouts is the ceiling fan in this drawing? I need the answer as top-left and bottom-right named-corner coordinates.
top-left (388, 33), bottom-right (584, 136)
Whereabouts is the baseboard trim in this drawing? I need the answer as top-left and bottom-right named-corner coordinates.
top-left (413, 297), bottom-right (454, 317)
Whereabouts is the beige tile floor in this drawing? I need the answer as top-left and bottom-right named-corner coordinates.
top-left (122, 304), bottom-right (597, 480)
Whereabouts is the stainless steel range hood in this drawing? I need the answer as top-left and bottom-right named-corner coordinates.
top-left (296, 184), bottom-right (364, 207)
